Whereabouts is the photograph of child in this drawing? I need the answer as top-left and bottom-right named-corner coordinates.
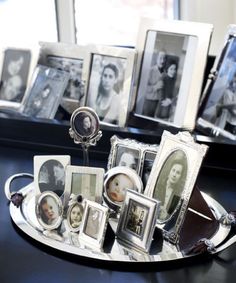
top-left (69, 203), bottom-right (83, 229)
top-left (39, 195), bottom-right (59, 226)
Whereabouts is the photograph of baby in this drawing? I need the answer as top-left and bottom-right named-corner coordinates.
top-left (0, 48), bottom-right (31, 102)
top-left (84, 207), bottom-right (102, 239)
top-left (86, 54), bottom-right (126, 125)
top-left (124, 200), bottom-right (148, 238)
top-left (38, 194), bottom-right (60, 227)
top-left (114, 146), bottom-right (140, 172)
top-left (106, 173), bottom-right (135, 204)
top-left (67, 202), bottom-right (84, 231)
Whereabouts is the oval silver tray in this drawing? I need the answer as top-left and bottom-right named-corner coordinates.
top-left (9, 182), bottom-right (233, 263)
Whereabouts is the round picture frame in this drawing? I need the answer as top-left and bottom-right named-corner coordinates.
top-left (66, 202), bottom-right (84, 233)
top-left (35, 191), bottom-right (63, 230)
top-left (103, 166), bottom-right (143, 211)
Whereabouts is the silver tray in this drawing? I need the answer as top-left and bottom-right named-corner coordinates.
top-left (9, 182), bottom-right (235, 263)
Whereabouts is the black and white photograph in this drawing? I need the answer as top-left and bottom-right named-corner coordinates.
top-left (86, 54), bottom-right (126, 125)
top-left (79, 200), bottom-right (109, 249)
top-left (103, 166), bottom-right (143, 209)
top-left (36, 191), bottom-right (63, 230)
top-left (125, 200), bottom-right (148, 238)
top-left (0, 48), bottom-right (31, 103)
top-left (115, 146), bottom-right (140, 172)
top-left (34, 155), bottom-right (71, 197)
top-left (141, 150), bottom-right (157, 189)
top-left (38, 41), bottom-right (87, 114)
top-left (21, 65), bottom-right (69, 119)
top-left (144, 131), bottom-right (208, 244)
top-left (153, 149), bottom-right (187, 221)
top-left (83, 45), bottom-right (136, 127)
top-left (64, 165), bottom-right (104, 205)
top-left (67, 202), bottom-right (84, 232)
top-left (133, 18), bottom-right (213, 129)
top-left (116, 190), bottom-right (159, 252)
top-left (198, 26), bottom-right (236, 140)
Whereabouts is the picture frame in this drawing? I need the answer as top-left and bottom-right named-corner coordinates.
top-left (144, 131), bottom-right (208, 244)
top-left (20, 65), bottom-right (70, 119)
top-left (35, 191), bottom-right (63, 230)
top-left (38, 41), bottom-right (86, 114)
top-left (82, 44), bottom-right (137, 127)
top-left (103, 166), bottom-right (143, 211)
top-left (66, 201), bottom-right (84, 233)
top-left (79, 200), bottom-right (109, 250)
top-left (197, 25), bottom-right (236, 140)
top-left (64, 165), bottom-right (105, 207)
top-left (34, 155), bottom-right (71, 197)
top-left (0, 46), bottom-right (39, 108)
top-left (107, 135), bottom-right (159, 188)
top-left (69, 106), bottom-right (102, 147)
top-left (132, 18), bottom-right (213, 130)
top-left (116, 189), bottom-right (159, 253)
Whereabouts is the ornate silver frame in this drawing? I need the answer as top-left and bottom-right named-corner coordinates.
top-left (144, 131), bottom-right (208, 244)
top-left (82, 44), bottom-right (137, 127)
top-left (132, 18), bottom-right (213, 130)
top-left (197, 25), bottom-right (236, 141)
top-left (79, 200), bottom-right (109, 250)
top-left (116, 189), bottom-right (160, 253)
top-left (35, 191), bottom-right (63, 230)
top-left (38, 41), bottom-right (86, 114)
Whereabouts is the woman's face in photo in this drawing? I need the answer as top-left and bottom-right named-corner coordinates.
top-left (168, 163), bottom-right (183, 185)
top-left (167, 64), bottom-right (177, 78)
top-left (83, 116), bottom-right (91, 130)
top-left (101, 67), bottom-right (116, 92)
top-left (118, 152), bottom-right (136, 170)
top-left (8, 57), bottom-right (23, 75)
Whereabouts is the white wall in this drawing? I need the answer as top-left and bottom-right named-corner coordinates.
top-left (180, 0), bottom-right (236, 56)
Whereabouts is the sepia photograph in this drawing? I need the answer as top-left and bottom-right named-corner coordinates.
top-left (197, 25), bottom-right (236, 140)
top-left (83, 45), bottom-right (136, 127)
top-left (116, 190), bottom-right (159, 252)
top-left (34, 155), bottom-right (71, 197)
top-left (36, 191), bottom-right (63, 230)
top-left (79, 200), bottom-right (109, 249)
top-left (67, 202), bottom-right (84, 232)
top-left (133, 18), bottom-right (213, 129)
top-left (21, 65), bottom-right (69, 119)
top-left (0, 48), bottom-right (31, 103)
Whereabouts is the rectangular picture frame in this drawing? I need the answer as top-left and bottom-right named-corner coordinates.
top-left (132, 18), bottom-right (213, 130)
top-left (82, 44), bottom-right (137, 127)
top-left (33, 155), bottom-right (71, 197)
top-left (144, 131), bottom-right (208, 244)
top-left (38, 41), bottom-right (87, 114)
top-left (197, 25), bottom-right (236, 141)
top-left (0, 46), bottom-right (39, 109)
top-left (64, 165), bottom-right (105, 206)
top-left (116, 189), bottom-right (159, 253)
top-left (20, 64), bottom-right (70, 119)
top-left (79, 200), bottom-right (109, 250)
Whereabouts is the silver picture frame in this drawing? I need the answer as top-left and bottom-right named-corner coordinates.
top-left (20, 65), bottom-right (70, 119)
top-left (197, 25), bottom-right (236, 141)
top-left (0, 46), bottom-right (39, 109)
top-left (66, 201), bottom-right (84, 233)
top-left (34, 155), bottom-right (71, 197)
top-left (144, 131), bottom-right (208, 244)
top-left (64, 165), bottom-right (105, 207)
top-left (132, 18), bottom-right (213, 130)
top-left (38, 41), bottom-right (86, 114)
top-left (103, 166), bottom-right (143, 211)
top-left (35, 191), bottom-right (63, 230)
top-left (79, 200), bottom-right (109, 250)
top-left (82, 44), bottom-right (137, 127)
top-left (116, 189), bottom-right (160, 253)
top-left (107, 135), bottom-right (159, 188)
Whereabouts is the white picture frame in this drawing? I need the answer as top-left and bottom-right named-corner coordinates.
top-left (132, 18), bottom-right (213, 130)
top-left (82, 44), bottom-right (137, 127)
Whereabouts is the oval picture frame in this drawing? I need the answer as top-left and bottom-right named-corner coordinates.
top-left (66, 202), bottom-right (84, 233)
top-left (103, 166), bottom-right (143, 211)
top-left (35, 191), bottom-right (63, 230)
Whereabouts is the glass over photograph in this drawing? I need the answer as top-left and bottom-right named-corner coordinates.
top-left (86, 54), bottom-right (126, 125)
top-left (115, 146), bottom-right (140, 172)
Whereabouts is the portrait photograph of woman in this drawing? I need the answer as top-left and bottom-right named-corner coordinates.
top-left (153, 149), bottom-right (187, 222)
top-left (86, 54), bottom-right (126, 125)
